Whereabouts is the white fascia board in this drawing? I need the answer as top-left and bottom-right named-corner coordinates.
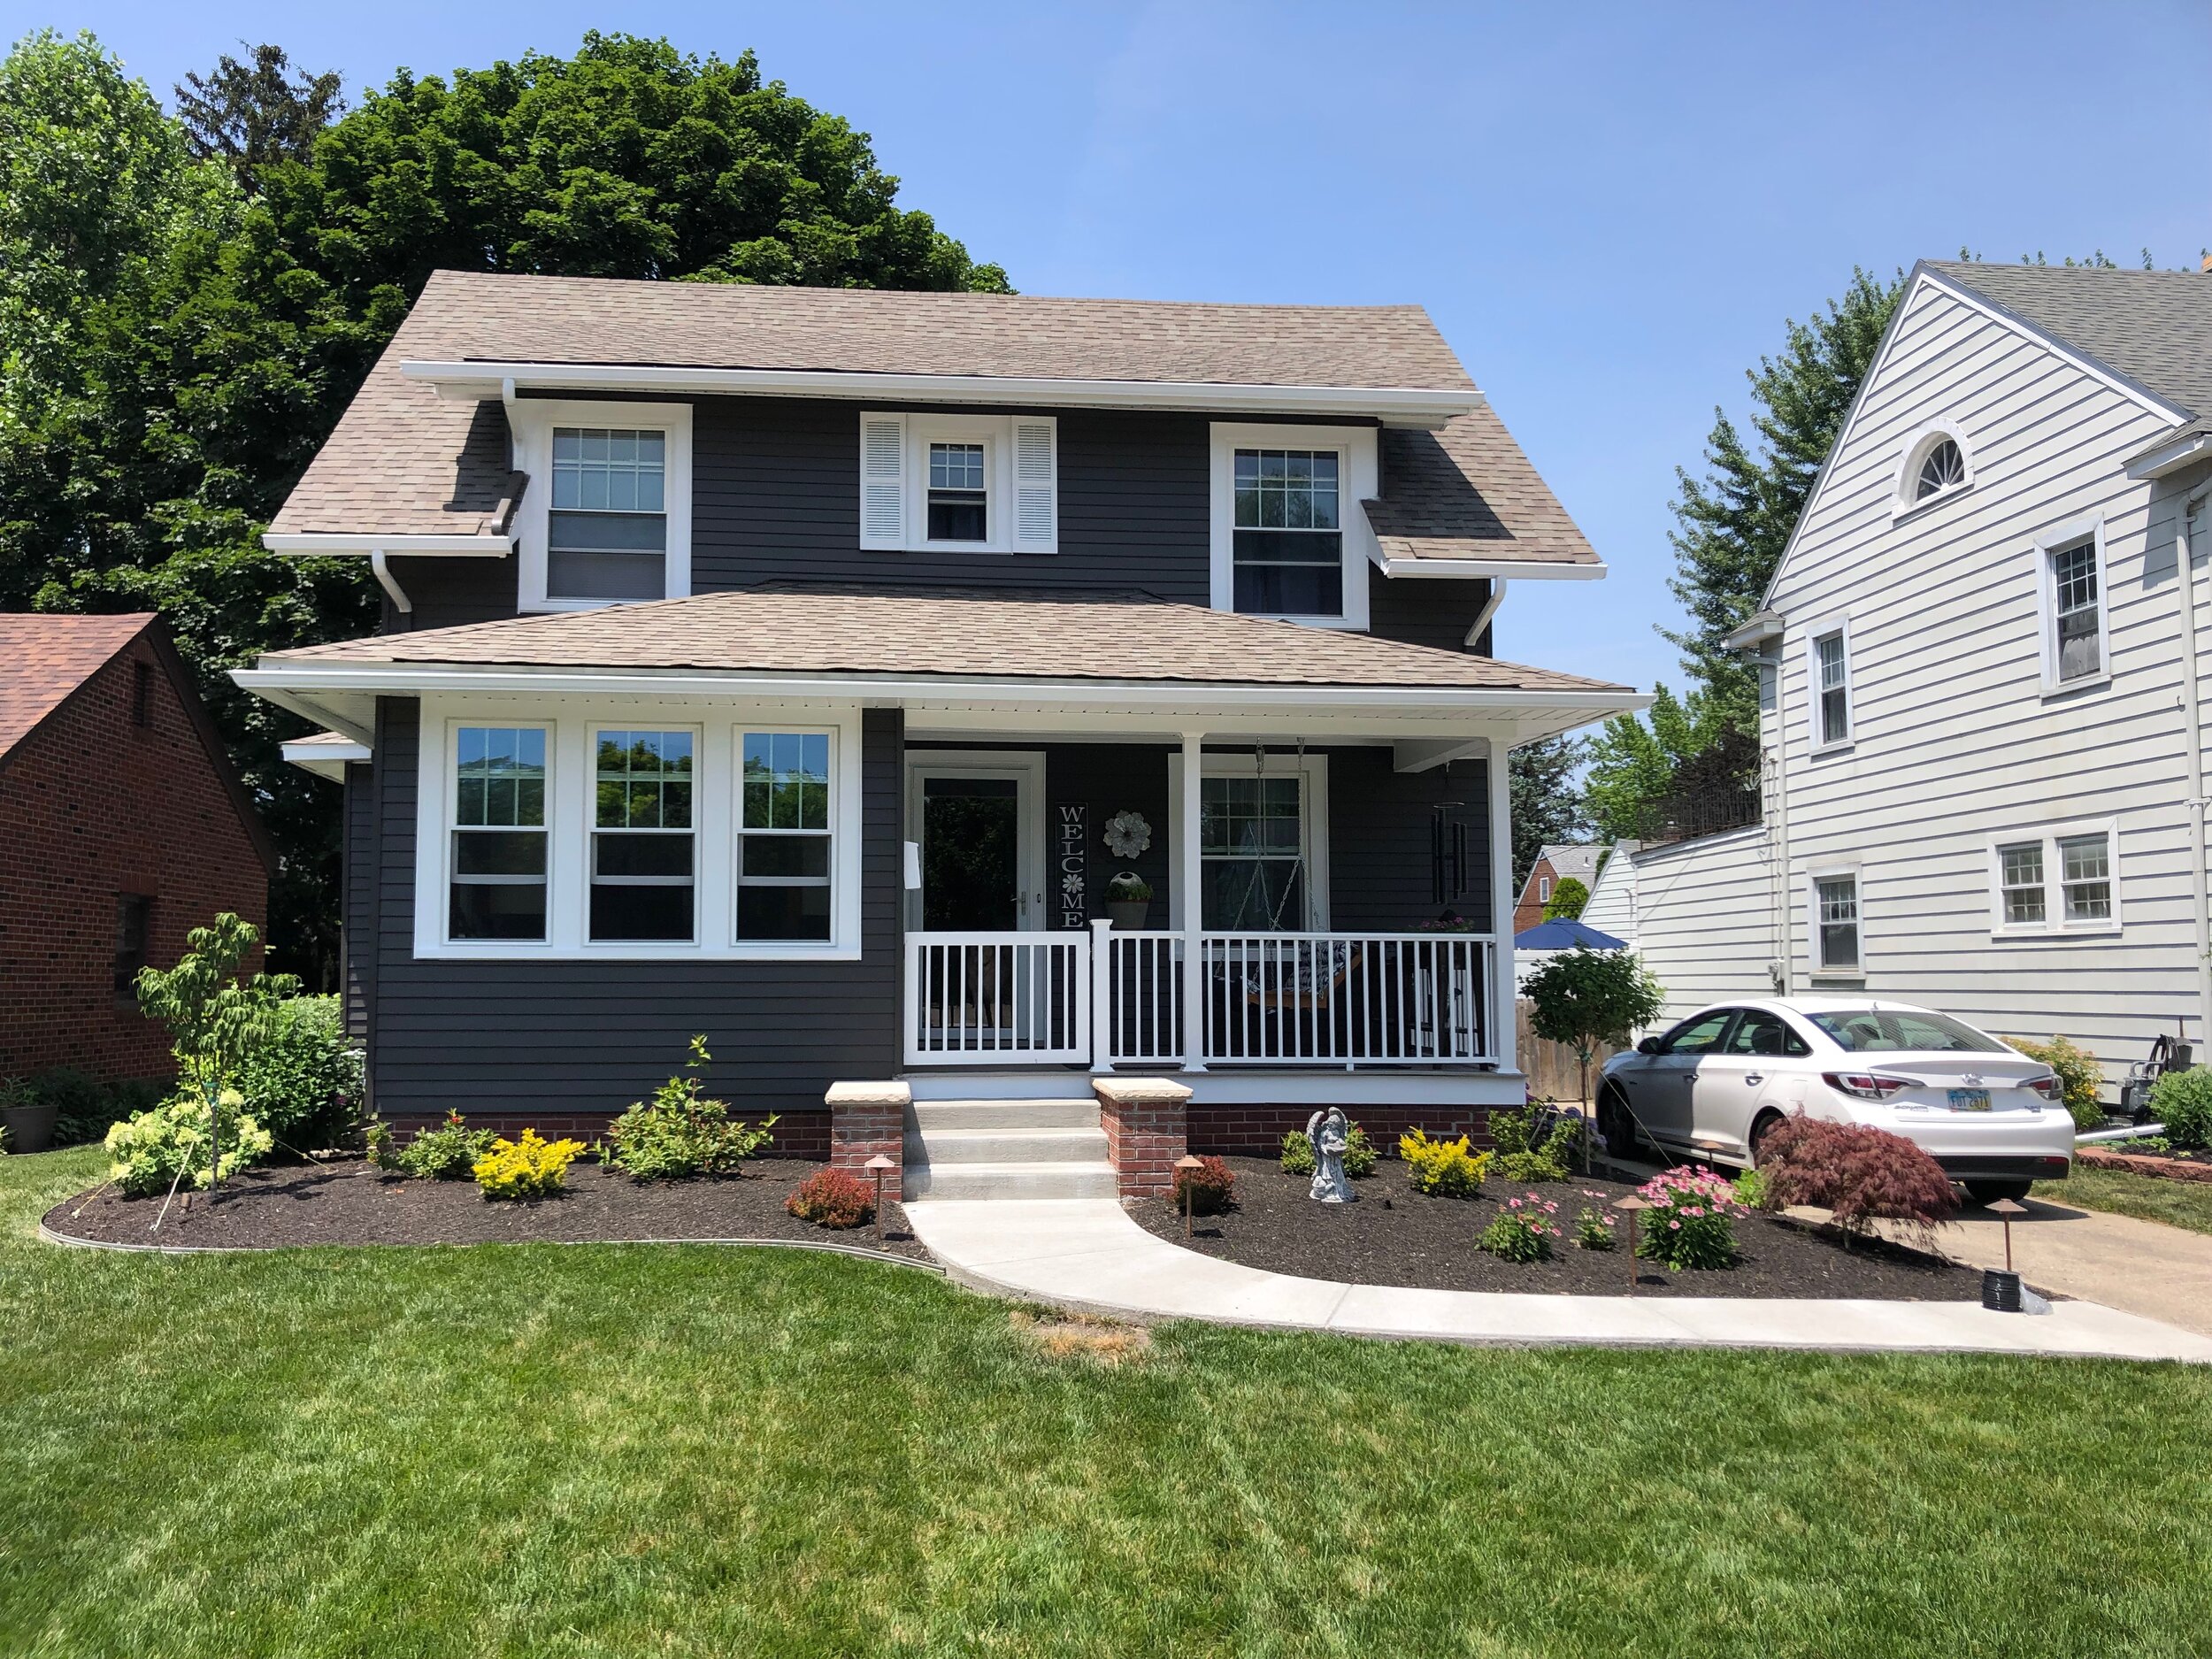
top-left (280, 735), bottom-right (372, 781)
top-left (262, 533), bottom-right (514, 556)
top-left (1368, 552), bottom-right (1607, 580)
top-left (234, 661), bottom-right (1647, 725)
top-left (399, 359), bottom-right (1482, 427)
top-left (2125, 429), bottom-right (2212, 480)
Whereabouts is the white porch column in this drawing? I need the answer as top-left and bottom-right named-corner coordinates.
top-left (1488, 735), bottom-right (1517, 1073)
top-left (1179, 730), bottom-right (1207, 1071)
top-left (1089, 916), bottom-right (1114, 1074)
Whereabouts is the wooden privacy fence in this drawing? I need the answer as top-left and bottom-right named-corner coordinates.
top-left (1515, 999), bottom-right (1621, 1104)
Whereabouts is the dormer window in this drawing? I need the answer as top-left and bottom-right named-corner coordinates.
top-left (858, 413), bottom-right (1057, 554)
top-left (550, 428), bottom-right (668, 601)
top-left (927, 442), bottom-right (989, 542)
top-left (1233, 449), bottom-right (1343, 616)
top-left (1914, 438), bottom-right (1964, 500)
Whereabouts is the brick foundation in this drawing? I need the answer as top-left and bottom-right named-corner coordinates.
top-left (2077, 1147), bottom-right (2212, 1185)
top-left (1094, 1077), bottom-right (1192, 1197)
top-left (826, 1081), bottom-right (908, 1202)
top-left (1188, 1102), bottom-right (1498, 1157)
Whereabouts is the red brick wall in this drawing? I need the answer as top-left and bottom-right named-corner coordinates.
top-left (1512, 857), bottom-right (1555, 935)
top-left (0, 642), bottom-right (267, 1082)
top-left (1189, 1102), bottom-right (1496, 1157)
top-left (826, 1086), bottom-right (904, 1201)
top-left (1096, 1081), bottom-right (1190, 1198)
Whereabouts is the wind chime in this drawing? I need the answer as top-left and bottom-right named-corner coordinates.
top-left (1431, 760), bottom-right (1471, 919)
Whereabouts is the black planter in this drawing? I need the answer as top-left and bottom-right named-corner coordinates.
top-left (1, 1102), bottom-right (58, 1155)
top-left (1981, 1267), bottom-right (2024, 1312)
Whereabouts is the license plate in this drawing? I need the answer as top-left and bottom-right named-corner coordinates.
top-left (1947, 1088), bottom-right (1992, 1111)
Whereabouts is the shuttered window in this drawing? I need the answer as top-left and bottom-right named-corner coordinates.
top-left (859, 413), bottom-right (1056, 552)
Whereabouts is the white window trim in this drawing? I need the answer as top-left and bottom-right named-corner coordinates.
top-left (1805, 862), bottom-right (1864, 979)
top-left (1209, 422), bottom-right (1376, 632)
top-left (413, 695), bottom-right (863, 961)
top-left (859, 411), bottom-right (1058, 555)
top-left (1164, 749), bottom-right (1332, 930)
top-left (1891, 418), bottom-right (1975, 520)
top-left (2033, 514), bottom-right (2112, 696)
top-left (1537, 874), bottom-right (1553, 903)
top-left (1985, 817), bottom-right (2123, 939)
top-left (508, 399), bottom-right (693, 614)
top-left (1803, 617), bottom-right (1855, 754)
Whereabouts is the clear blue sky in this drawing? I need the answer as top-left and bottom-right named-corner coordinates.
top-left (13, 1), bottom-right (2210, 695)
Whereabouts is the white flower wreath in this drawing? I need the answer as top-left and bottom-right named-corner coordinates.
top-left (1102, 810), bottom-right (1152, 859)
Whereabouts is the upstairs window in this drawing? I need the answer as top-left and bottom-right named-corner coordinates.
top-left (2050, 540), bottom-right (2102, 682)
top-left (1233, 449), bottom-right (1342, 617)
top-left (858, 414), bottom-right (1057, 554)
top-left (549, 428), bottom-right (667, 603)
top-left (1895, 424), bottom-right (1971, 514)
top-left (1914, 437), bottom-right (1965, 500)
top-left (927, 442), bottom-right (988, 542)
top-left (1810, 626), bottom-right (1851, 747)
top-left (450, 727), bottom-right (548, 941)
top-left (591, 729), bottom-right (695, 942)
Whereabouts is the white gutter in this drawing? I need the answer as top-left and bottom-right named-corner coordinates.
top-left (398, 359), bottom-right (1484, 428)
top-left (1464, 579), bottom-right (1506, 649)
top-left (263, 533), bottom-right (514, 556)
top-left (2126, 430), bottom-right (2212, 480)
top-left (1368, 553), bottom-right (1606, 581)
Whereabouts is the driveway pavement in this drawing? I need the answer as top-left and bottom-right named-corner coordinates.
top-left (1898, 1198), bottom-right (2212, 1339)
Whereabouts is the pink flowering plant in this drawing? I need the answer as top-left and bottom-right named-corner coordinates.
top-left (1478, 1192), bottom-right (1561, 1263)
top-left (1572, 1190), bottom-right (1617, 1252)
top-left (1633, 1165), bottom-right (1749, 1271)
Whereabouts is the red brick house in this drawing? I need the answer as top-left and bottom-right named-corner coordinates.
top-left (1512, 842), bottom-right (1605, 934)
top-left (0, 614), bottom-right (273, 1083)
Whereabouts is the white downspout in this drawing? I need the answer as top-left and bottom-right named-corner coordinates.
top-left (1464, 579), bottom-right (1507, 649)
top-left (2179, 500), bottom-right (2211, 1048)
top-left (1768, 648), bottom-right (1792, 995)
top-left (1179, 731), bottom-right (1207, 1072)
top-left (369, 549), bottom-right (413, 616)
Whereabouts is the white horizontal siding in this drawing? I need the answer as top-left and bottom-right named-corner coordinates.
top-left (1578, 846), bottom-right (1636, 946)
top-left (1628, 828), bottom-right (1774, 1020)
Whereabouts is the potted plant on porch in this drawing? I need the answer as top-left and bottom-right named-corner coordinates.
top-left (1105, 872), bottom-right (1154, 931)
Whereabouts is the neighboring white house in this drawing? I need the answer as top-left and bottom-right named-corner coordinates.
top-left (1578, 836), bottom-right (1638, 945)
top-left (1624, 260), bottom-right (2212, 1087)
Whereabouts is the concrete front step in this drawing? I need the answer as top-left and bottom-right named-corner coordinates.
top-left (902, 1160), bottom-right (1119, 1201)
top-left (902, 1071), bottom-right (1096, 1102)
top-left (912, 1097), bottom-right (1101, 1132)
top-left (906, 1125), bottom-right (1110, 1165)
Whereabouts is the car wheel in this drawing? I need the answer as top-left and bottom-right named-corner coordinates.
top-left (1747, 1110), bottom-right (1786, 1167)
top-left (1963, 1179), bottom-right (2035, 1208)
top-left (1599, 1085), bottom-right (1640, 1159)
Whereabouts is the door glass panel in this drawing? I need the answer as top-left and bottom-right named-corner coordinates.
top-left (922, 776), bottom-right (1019, 931)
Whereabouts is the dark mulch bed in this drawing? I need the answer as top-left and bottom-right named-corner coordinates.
top-left (46, 1158), bottom-right (933, 1263)
top-left (1135, 1156), bottom-right (1978, 1300)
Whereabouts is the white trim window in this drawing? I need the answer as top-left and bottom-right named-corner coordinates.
top-left (857, 412), bottom-right (1057, 554)
top-left (1208, 423), bottom-right (1376, 630)
top-left (1538, 874), bottom-right (1553, 903)
top-left (589, 728), bottom-right (696, 942)
top-left (1988, 819), bottom-right (2121, 936)
top-left (737, 732), bottom-right (834, 941)
top-left (1893, 420), bottom-right (1973, 515)
top-left (2034, 518), bottom-right (2109, 691)
top-left (508, 399), bottom-right (693, 612)
top-left (1809, 869), bottom-right (1861, 974)
top-left (449, 726), bottom-right (549, 941)
top-left (1807, 623), bottom-right (1852, 749)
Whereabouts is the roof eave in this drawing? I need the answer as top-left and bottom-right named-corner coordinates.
top-left (262, 533), bottom-right (515, 556)
top-left (2124, 426), bottom-right (2212, 480)
top-left (1368, 550), bottom-right (1606, 580)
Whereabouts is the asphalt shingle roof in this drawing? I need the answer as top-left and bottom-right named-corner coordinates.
top-left (261, 585), bottom-right (1627, 693)
top-left (0, 613), bottom-right (154, 762)
top-left (1929, 262), bottom-right (2212, 418)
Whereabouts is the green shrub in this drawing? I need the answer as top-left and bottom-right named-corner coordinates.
top-left (1279, 1121), bottom-right (1376, 1179)
top-left (1398, 1129), bottom-right (1490, 1198)
top-left (2004, 1034), bottom-right (2105, 1130)
top-left (30, 1068), bottom-right (165, 1148)
top-left (602, 1035), bottom-right (777, 1180)
top-left (1488, 1102), bottom-right (1583, 1183)
top-left (1573, 1194), bottom-right (1618, 1251)
top-left (231, 996), bottom-right (364, 1146)
top-left (1732, 1167), bottom-right (1769, 1210)
top-left (2153, 1069), bottom-right (2212, 1150)
top-left (786, 1167), bottom-right (875, 1228)
top-left (1478, 1194), bottom-right (1559, 1263)
top-left (104, 1092), bottom-right (273, 1197)
top-left (472, 1128), bottom-right (584, 1200)
top-left (1632, 1165), bottom-right (1747, 1271)
top-left (396, 1110), bottom-right (499, 1180)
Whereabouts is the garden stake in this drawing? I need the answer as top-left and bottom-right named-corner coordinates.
top-left (1613, 1194), bottom-right (1651, 1291)
top-left (1988, 1196), bottom-right (2026, 1271)
top-left (866, 1153), bottom-right (895, 1243)
top-left (1177, 1154), bottom-right (1204, 1238)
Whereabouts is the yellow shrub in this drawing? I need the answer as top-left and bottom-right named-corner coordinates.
top-left (472, 1128), bottom-right (586, 1201)
top-left (1397, 1129), bottom-right (1491, 1199)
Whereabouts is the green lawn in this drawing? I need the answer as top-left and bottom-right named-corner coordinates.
top-left (4, 1147), bottom-right (2209, 1657)
top-left (2038, 1164), bottom-right (2212, 1237)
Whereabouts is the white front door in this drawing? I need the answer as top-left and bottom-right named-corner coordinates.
top-left (904, 750), bottom-right (1046, 932)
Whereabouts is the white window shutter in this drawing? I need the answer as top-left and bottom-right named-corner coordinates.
top-left (860, 413), bottom-right (906, 549)
top-left (1010, 418), bottom-right (1058, 552)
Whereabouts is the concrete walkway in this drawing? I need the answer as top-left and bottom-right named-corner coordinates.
top-left (903, 1198), bottom-right (2212, 1363)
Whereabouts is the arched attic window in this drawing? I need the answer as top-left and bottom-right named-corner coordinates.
top-left (1915, 437), bottom-right (1966, 500)
top-left (1894, 424), bottom-right (1972, 514)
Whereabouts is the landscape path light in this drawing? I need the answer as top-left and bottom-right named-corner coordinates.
top-left (1986, 1196), bottom-right (2027, 1272)
top-left (1611, 1194), bottom-right (1653, 1292)
top-left (1176, 1154), bottom-right (1205, 1239)
top-left (865, 1154), bottom-right (895, 1244)
top-left (1980, 1195), bottom-right (2031, 1312)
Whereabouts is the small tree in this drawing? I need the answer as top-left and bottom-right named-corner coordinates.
top-left (1542, 876), bottom-right (1590, 921)
top-left (134, 913), bottom-right (296, 1195)
top-left (1523, 946), bottom-right (1666, 1110)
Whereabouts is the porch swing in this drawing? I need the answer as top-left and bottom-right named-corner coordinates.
top-left (1231, 741), bottom-right (1363, 1015)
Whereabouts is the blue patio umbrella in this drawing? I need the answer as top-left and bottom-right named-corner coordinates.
top-left (1513, 918), bottom-right (1627, 952)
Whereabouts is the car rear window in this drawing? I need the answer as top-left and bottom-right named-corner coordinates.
top-left (1807, 1009), bottom-right (2006, 1053)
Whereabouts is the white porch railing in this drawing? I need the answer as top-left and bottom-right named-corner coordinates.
top-left (907, 926), bottom-right (1497, 1068)
top-left (903, 932), bottom-right (1090, 1064)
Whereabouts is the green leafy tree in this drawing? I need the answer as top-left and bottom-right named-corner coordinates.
top-left (1541, 875), bottom-right (1589, 922)
top-left (134, 911), bottom-right (297, 1194)
top-left (175, 42), bottom-right (345, 194)
top-left (1582, 684), bottom-right (1740, 842)
top-left (1508, 734), bottom-right (1588, 890)
top-left (1523, 945), bottom-right (1667, 1111)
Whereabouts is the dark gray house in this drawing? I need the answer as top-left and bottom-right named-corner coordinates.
top-left (242, 273), bottom-right (1638, 1190)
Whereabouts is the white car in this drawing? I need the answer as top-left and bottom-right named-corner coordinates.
top-left (1596, 996), bottom-right (2074, 1205)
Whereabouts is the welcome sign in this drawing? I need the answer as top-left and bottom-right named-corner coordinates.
top-left (1056, 803), bottom-right (1087, 928)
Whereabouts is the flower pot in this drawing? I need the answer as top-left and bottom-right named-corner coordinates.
top-left (1106, 900), bottom-right (1151, 931)
top-left (1981, 1267), bottom-right (2024, 1312)
top-left (2, 1101), bottom-right (58, 1155)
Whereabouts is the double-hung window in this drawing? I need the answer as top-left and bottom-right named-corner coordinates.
top-left (738, 733), bottom-right (833, 941)
top-left (1201, 774), bottom-right (1306, 930)
top-left (857, 414), bottom-right (1057, 553)
top-left (1812, 628), bottom-right (1851, 747)
top-left (1988, 821), bottom-right (2119, 934)
top-left (926, 443), bottom-right (988, 542)
top-left (549, 428), bottom-right (668, 602)
top-left (1812, 872), bottom-right (1860, 972)
top-left (590, 730), bottom-right (695, 941)
top-left (1232, 449), bottom-right (1342, 618)
top-left (2050, 540), bottom-right (2101, 683)
top-left (450, 727), bottom-right (549, 941)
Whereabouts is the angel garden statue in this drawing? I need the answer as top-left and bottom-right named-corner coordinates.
top-left (1307, 1106), bottom-right (1356, 1203)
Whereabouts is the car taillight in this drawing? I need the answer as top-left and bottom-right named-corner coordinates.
top-left (2023, 1074), bottom-right (2061, 1102)
top-left (1822, 1071), bottom-right (1913, 1101)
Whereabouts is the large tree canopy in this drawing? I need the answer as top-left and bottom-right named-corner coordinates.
top-left (0, 27), bottom-right (1009, 984)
